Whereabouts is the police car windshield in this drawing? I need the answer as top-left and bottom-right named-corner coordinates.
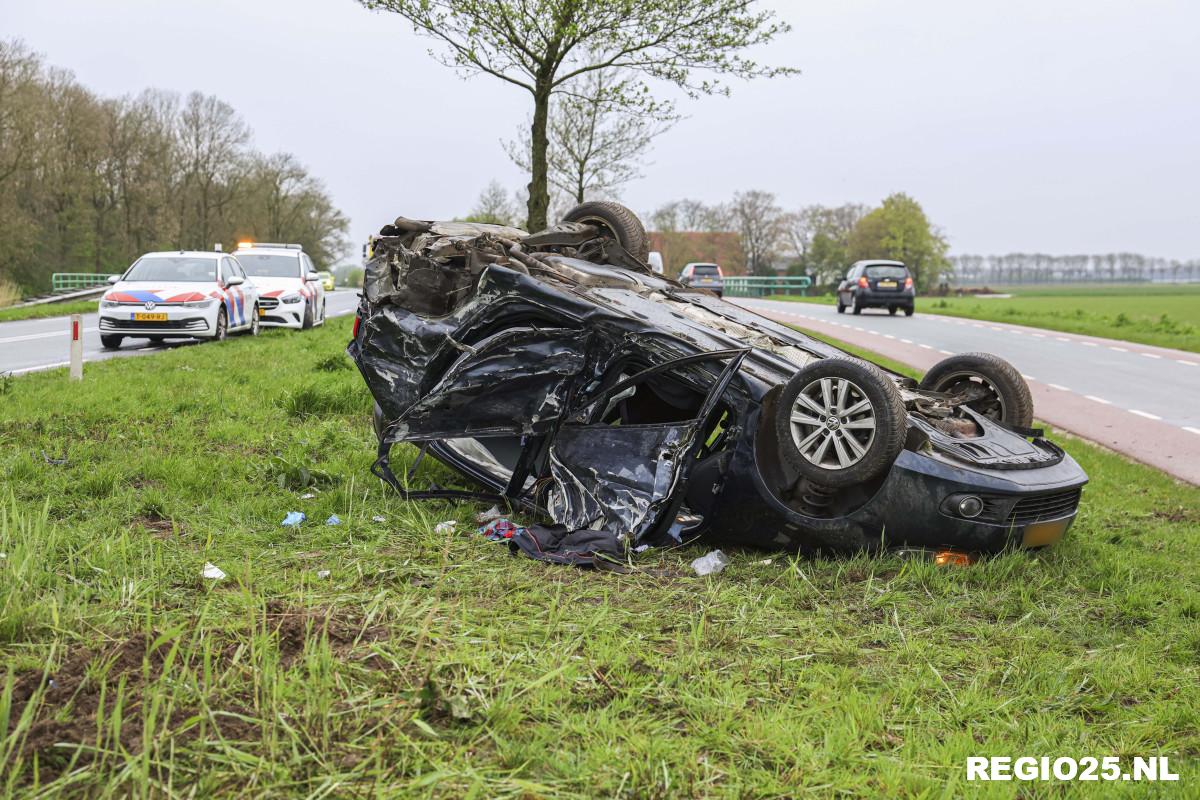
top-left (237, 254), bottom-right (301, 278)
top-left (125, 257), bottom-right (216, 282)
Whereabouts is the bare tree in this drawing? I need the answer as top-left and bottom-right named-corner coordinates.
top-left (729, 190), bottom-right (784, 276)
top-left (467, 180), bottom-right (519, 226)
top-left (176, 92), bottom-right (250, 249)
top-left (506, 67), bottom-right (677, 205)
top-left (357, 0), bottom-right (795, 231)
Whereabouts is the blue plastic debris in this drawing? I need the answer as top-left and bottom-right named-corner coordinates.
top-left (282, 511), bottom-right (306, 527)
top-left (326, 514), bottom-right (341, 526)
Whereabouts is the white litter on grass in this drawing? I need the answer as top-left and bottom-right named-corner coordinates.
top-left (201, 562), bottom-right (226, 580)
top-left (435, 520), bottom-right (458, 534)
top-left (300, 492), bottom-right (316, 500)
top-left (758, 558), bottom-right (773, 566)
top-left (371, 515), bottom-right (387, 523)
top-left (316, 569), bottom-right (331, 579)
top-left (691, 550), bottom-right (730, 576)
top-left (475, 505), bottom-right (503, 524)
top-left (634, 544), bottom-right (652, 553)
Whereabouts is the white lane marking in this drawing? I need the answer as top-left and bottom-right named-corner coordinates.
top-left (867, 330), bottom-right (879, 335)
top-left (989, 326), bottom-right (1004, 331)
top-left (1081, 342), bottom-right (1098, 347)
top-left (1179, 360), bottom-right (1198, 367)
top-left (1108, 346), bottom-right (1128, 353)
top-left (1085, 395), bottom-right (1112, 405)
top-left (1055, 337), bottom-right (1070, 342)
top-left (1184, 427), bottom-right (1200, 436)
top-left (918, 343), bottom-right (933, 349)
top-left (1030, 333), bottom-right (1045, 338)
top-left (972, 323), bottom-right (984, 328)
top-left (939, 349), bottom-right (953, 355)
top-left (900, 338), bottom-right (913, 344)
top-left (1047, 383), bottom-right (1070, 391)
top-left (1139, 353), bottom-right (1161, 360)
top-left (1129, 409), bottom-right (1161, 420)
top-left (1010, 330), bottom-right (1023, 336)
top-left (0, 327), bottom-right (99, 345)
top-left (883, 334), bottom-right (896, 340)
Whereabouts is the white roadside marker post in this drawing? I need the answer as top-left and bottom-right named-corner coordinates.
top-left (69, 314), bottom-right (83, 381)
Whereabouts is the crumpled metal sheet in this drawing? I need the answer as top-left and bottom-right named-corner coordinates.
top-left (546, 423), bottom-right (691, 541)
top-left (384, 327), bottom-right (588, 441)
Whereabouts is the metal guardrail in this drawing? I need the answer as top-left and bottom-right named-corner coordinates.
top-left (52, 273), bottom-right (116, 292)
top-left (722, 276), bottom-right (812, 298)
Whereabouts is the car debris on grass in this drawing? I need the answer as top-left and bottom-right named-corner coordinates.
top-left (348, 202), bottom-right (1087, 568)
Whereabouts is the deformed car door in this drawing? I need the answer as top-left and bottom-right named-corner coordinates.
top-left (378, 326), bottom-right (591, 443)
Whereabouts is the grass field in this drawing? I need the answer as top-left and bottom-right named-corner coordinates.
top-left (1, 318), bottom-right (1197, 797)
top-left (774, 284), bottom-right (1200, 353)
top-left (0, 300), bottom-right (99, 324)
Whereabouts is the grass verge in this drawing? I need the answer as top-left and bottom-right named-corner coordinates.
top-left (0, 300), bottom-right (99, 324)
top-left (1, 318), bottom-right (1197, 797)
top-left (770, 285), bottom-right (1200, 353)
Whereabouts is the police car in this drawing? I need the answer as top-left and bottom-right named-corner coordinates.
top-left (235, 242), bottom-right (326, 329)
top-left (98, 251), bottom-right (260, 349)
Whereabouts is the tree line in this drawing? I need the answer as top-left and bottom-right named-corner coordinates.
top-left (648, 191), bottom-right (952, 290)
top-left (0, 39), bottom-right (349, 297)
top-left (949, 253), bottom-right (1200, 286)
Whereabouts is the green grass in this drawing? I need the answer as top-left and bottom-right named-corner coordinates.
top-left (1, 318), bottom-right (1197, 797)
top-left (0, 300), bottom-right (98, 323)
top-left (771, 284), bottom-right (1200, 353)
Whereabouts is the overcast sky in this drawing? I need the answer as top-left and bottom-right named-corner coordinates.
top-left (4, 0), bottom-right (1197, 262)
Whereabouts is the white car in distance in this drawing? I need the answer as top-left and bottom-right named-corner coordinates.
top-left (235, 243), bottom-right (326, 329)
top-left (98, 251), bottom-right (260, 349)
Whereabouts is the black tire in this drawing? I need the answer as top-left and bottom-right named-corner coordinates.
top-left (888, 306), bottom-right (897, 316)
top-left (918, 352), bottom-right (1033, 428)
top-left (213, 308), bottom-right (228, 342)
top-left (904, 306), bottom-right (914, 317)
top-left (245, 306), bottom-right (261, 336)
top-left (302, 298), bottom-right (314, 330)
top-left (775, 358), bottom-right (907, 488)
top-left (851, 294), bottom-right (863, 315)
top-left (101, 335), bottom-right (123, 350)
top-left (836, 301), bottom-right (845, 314)
top-left (561, 201), bottom-right (650, 261)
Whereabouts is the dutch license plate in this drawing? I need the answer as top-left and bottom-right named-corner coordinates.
top-left (133, 312), bottom-right (168, 322)
top-left (878, 280), bottom-right (898, 289)
top-left (1021, 518), bottom-right (1069, 548)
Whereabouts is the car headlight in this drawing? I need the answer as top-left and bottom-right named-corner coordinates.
top-left (182, 298), bottom-right (216, 308)
top-left (101, 300), bottom-right (120, 308)
top-left (957, 495), bottom-right (984, 518)
top-left (281, 293), bottom-right (301, 304)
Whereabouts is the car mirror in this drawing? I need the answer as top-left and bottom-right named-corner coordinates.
top-left (306, 271), bottom-right (320, 282)
top-left (107, 275), bottom-right (120, 285)
top-left (225, 275), bottom-right (244, 286)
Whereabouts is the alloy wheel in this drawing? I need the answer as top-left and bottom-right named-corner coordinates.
top-left (788, 376), bottom-right (877, 469)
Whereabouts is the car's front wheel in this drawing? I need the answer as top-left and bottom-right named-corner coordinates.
top-left (245, 306), bottom-right (261, 336)
top-left (213, 308), bottom-right (228, 342)
top-left (101, 335), bottom-right (123, 350)
top-left (919, 352), bottom-right (1033, 428)
top-left (302, 299), bottom-right (314, 330)
top-left (775, 358), bottom-right (907, 488)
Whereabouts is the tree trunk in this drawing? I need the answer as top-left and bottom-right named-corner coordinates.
top-left (526, 82), bottom-right (552, 232)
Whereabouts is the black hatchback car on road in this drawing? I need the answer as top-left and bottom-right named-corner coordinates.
top-left (837, 260), bottom-right (916, 316)
top-left (349, 202), bottom-right (1086, 560)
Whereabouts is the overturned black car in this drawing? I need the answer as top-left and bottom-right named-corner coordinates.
top-left (348, 201), bottom-right (1087, 558)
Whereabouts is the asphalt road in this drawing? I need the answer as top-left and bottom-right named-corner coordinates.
top-left (0, 290), bottom-right (361, 376)
top-left (733, 297), bottom-right (1200, 485)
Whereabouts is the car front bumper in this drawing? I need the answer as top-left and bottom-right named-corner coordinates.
top-left (259, 297), bottom-right (305, 328)
top-left (705, 408), bottom-right (1088, 555)
top-left (98, 307), bottom-right (214, 337)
